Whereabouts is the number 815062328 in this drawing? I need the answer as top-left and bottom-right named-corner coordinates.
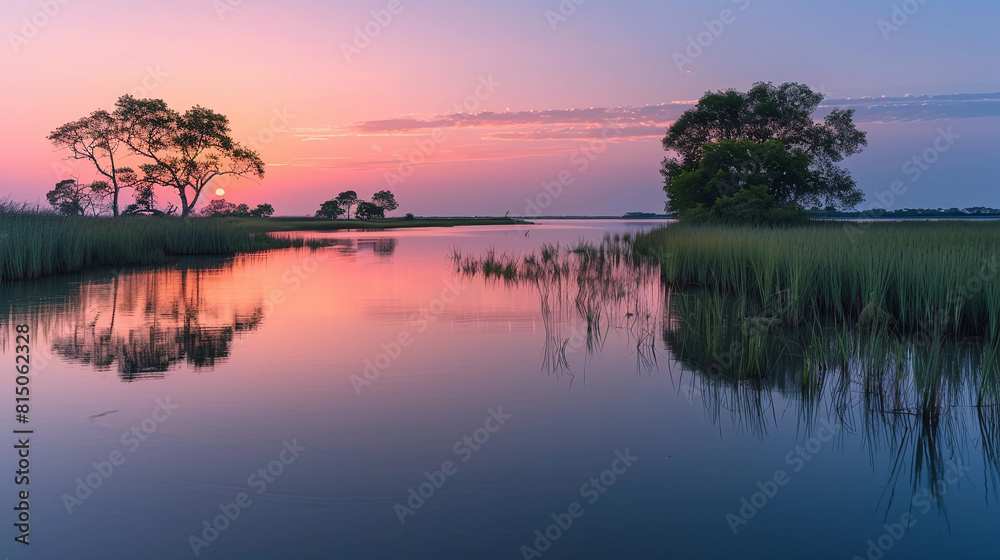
top-left (14, 324), bottom-right (30, 424)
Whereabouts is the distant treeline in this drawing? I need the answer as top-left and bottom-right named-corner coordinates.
top-left (812, 207), bottom-right (1000, 218)
top-left (521, 213), bottom-right (674, 219)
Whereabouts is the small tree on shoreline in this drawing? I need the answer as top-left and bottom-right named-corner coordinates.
top-left (45, 179), bottom-right (111, 216)
top-left (201, 199), bottom-right (275, 217)
top-left (335, 191), bottom-right (358, 219)
top-left (315, 199), bottom-right (346, 219)
top-left (372, 190), bottom-right (398, 215)
top-left (317, 190), bottom-right (399, 220)
top-left (355, 201), bottom-right (384, 220)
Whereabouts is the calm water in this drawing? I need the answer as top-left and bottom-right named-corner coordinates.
top-left (2, 220), bottom-right (997, 559)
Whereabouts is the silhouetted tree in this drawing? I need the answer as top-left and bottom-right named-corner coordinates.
top-left (250, 203), bottom-right (274, 217)
top-left (336, 191), bottom-right (358, 219)
top-left (46, 179), bottom-right (111, 216)
top-left (316, 199), bottom-right (346, 219)
top-left (371, 190), bottom-right (399, 214)
top-left (122, 182), bottom-right (177, 216)
top-left (114, 95), bottom-right (264, 217)
top-left (201, 199), bottom-right (239, 216)
top-left (200, 199), bottom-right (272, 217)
top-left (48, 110), bottom-right (137, 216)
top-left (355, 201), bottom-right (384, 220)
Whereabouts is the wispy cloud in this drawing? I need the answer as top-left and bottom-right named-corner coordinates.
top-left (287, 93), bottom-right (999, 170)
top-left (821, 92), bottom-right (1000, 123)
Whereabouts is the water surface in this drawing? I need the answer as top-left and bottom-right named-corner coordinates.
top-left (2, 220), bottom-right (996, 560)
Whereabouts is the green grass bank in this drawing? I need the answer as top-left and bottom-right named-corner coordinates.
top-left (633, 221), bottom-right (1000, 338)
top-left (0, 210), bottom-right (529, 282)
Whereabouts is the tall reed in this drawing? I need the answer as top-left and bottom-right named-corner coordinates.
top-left (0, 206), bottom-right (298, 282)
top-left (634, 222), bottom-right (1000, 338)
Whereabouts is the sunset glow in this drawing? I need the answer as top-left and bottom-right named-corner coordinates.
top-left (2, 0), bottom-right (998, 215)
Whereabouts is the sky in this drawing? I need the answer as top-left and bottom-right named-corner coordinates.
top-left (1, 0), bottom-right (998, 216)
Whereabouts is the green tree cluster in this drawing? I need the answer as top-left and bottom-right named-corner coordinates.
top-left (661, 82), bottom-right (867, 224)
top-left (316, 190), bottom-right (398, 220)
top-left (200, 199), bottom-right (274, 217)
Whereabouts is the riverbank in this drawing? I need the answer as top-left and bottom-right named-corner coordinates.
top-left (0, 211), bottom-right (530, 282)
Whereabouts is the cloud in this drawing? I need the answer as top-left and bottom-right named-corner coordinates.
top-left (303, 105), bottom-right (685, 142)
top-left (312, 92), bottom-right (999, 140)
top-left (288, 93), bottom-right (999, 170)
top-left (820, 93), bottom-right (1000, 123)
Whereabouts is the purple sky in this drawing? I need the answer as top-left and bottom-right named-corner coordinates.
top-left (1, 0), bottom-right (998, 215)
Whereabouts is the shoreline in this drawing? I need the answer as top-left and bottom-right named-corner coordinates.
top-left (250, 216), bottom-right (531, 232)
top-left (0, 214), bottom-right (531, 283)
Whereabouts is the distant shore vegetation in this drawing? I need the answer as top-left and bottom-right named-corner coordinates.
top-left (0, 200), bottom-right (527, 282)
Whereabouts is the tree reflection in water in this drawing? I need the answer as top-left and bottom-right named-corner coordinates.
top-left (455, 234), bottom-right (1000, 512)
top-left (1, 256), bottom-right (265, 381)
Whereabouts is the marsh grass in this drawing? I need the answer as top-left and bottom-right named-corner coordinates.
top-left (454, 223), bottom-right (1000, 508)
top-left (0, 205), bottom-right (313, 282)
top-left (452, 234), bottom-right (663, 381)
top-left (634, 222), bottom-right (1000, 338)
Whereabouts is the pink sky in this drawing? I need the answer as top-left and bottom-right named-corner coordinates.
top-left (2, 0), bottom-right (998, 215)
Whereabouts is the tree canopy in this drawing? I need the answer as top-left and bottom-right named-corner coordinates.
top-left (46, 179), bottom-right (111, 216)
top-left (335, 191), bottom-right (359, 219)
top-left (115, 95), bottom-right (264, 216)
top-left (49, 94), bottom-right (265, 217)
top-left (47, 110), bottom-right (137, 216)
top-left (317, 190), bottom-right (399, 220)
top-left (355, 201), bottom-right (384, 220)
top-left (315, 199), bottom-right (346, 219)
top-left (661, 82), bottom-right (868, 222)
top-left (372, 190), bottom-right (399, 213)
top-left (200, 199), bottom-right (275, 217)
